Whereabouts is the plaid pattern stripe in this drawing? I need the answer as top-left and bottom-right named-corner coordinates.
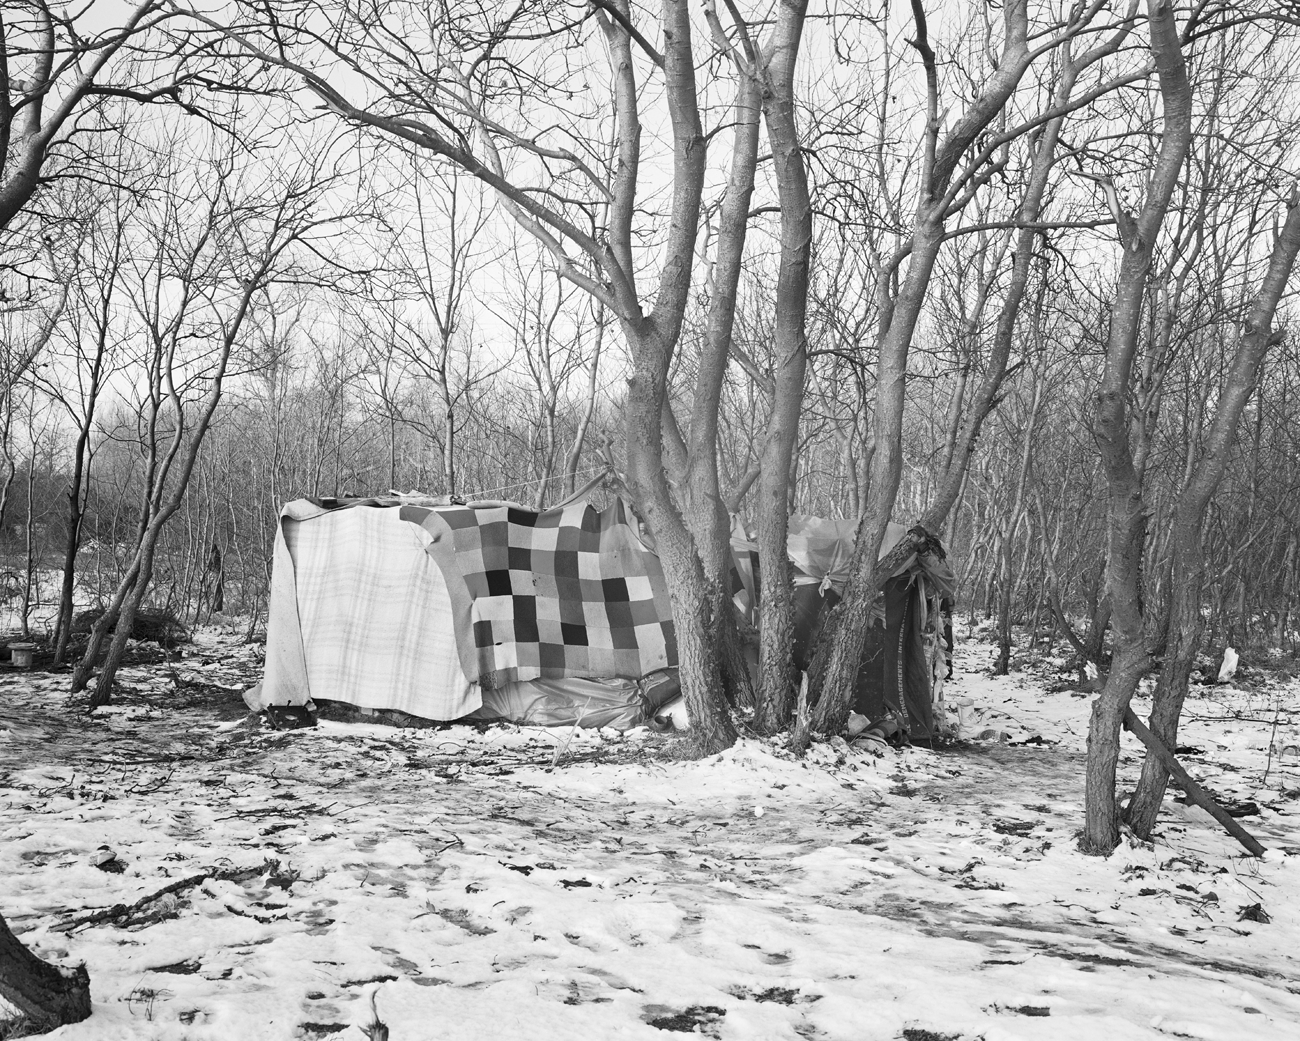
top-left (401, 500), bottom-right (677, 686)
top-left (272, 502), bottom-right (479, 718)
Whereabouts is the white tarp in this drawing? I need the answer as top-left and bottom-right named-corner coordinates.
top-left (785, 516), bottom-right (910, 591)
top-left (258, 501), bottom-right (478, 719)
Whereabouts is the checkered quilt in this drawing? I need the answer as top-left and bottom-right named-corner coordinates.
top-left (400, 499), bottom-right (677, 687)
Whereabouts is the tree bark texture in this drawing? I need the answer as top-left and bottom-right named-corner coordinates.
top-left (613, 1), bottom-right (736, 755)
top-left (625, 347), bottom-right (737, 754)
top-left (804, 525), bottom-right (942, 740)
top-left (806, 0), bottom-right (1034, 740)
top-left (1082, 0), bottom-right (1192, 855)
top-left (752, 0), bottom-right (812, 734)
top-left (0, 912), bottom-right (92, 1036)
top-left (680, 15), bottom-right (761, 713)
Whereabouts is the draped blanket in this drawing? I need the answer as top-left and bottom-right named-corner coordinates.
top-left (400, 499), bottom-right (677, 687)
top-left (259, 500), bottom-right (478, 719)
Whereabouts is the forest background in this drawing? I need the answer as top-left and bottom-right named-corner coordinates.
top-left (4, 0), bottom-right (1300, 855)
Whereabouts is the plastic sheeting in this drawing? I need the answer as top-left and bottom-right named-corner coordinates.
top-left (786, 516), bottom-right (910, 591)
top-left (472, 670), bottom-right (681, 730)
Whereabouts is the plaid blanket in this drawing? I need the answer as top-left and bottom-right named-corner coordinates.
top-left (400, 499), bottom-right (677, 686)
top-left (259, 500), bottom-right (478, 719)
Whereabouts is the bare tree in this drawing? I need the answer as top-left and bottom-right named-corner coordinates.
top-left (35, 192), bottom-right (133, 662)
top-left (69, 131), bottom-right (349, 703)
top-left (1081, 0), bottom-right (1192, 854)
top-left (0, 250), bottom-right (68, 532)
top-left (807, 0), bottom-right (1140, 740)
top-left (185, 0), bottom-right (805, 750)
top-left (0, 1), bottom-right (183, 231)
top-left (748, 0), bottom-right (813, 733)
top-left (1122, 192), bottom-right (1300, 839)
top-left (505, 240), bottom-right (606, 507)
top-left (378, 162), bottom-right (498, 497)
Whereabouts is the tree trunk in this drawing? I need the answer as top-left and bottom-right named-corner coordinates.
top-left (1080, 640), bottom-right (1152, 854)
top-left (805, 218), bottom-right (947, 740)
top-left (1081, 0), bottom-right (1191, 855)
top-left (20, 447), bottom-right (37, 638)
top-left (625, 340), bottom-right (736, 755)
top-left (0, 393), bottom-right (16, 539)
top-left (1127, 189), bottom-right (1300, 837)
top-left (803, 525), bottom-right (942, 743)
top-left (563, 304), bottom-right (605, 498)
top-left (805, 0), bottom-right (1036, 742)
top-left (0, 912), bottom-right (92, 1036)
top-left (85, 554), bottom-right (158, 707)
top-left (752, 0), bottom-right (812, 734)
top-left (52, 428), bottom-right (94, 665)
top-left (616, 0), bottom-right (734, 755)
top-left (994, 377), bottom-right (1044, 674)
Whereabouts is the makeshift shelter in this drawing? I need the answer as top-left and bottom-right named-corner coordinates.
top-left (731, 517), bottom-right (956, 741)
top-left (253, 495), bottom-right (682, 729)
top-left (253, 494), bottom-right (954, 738)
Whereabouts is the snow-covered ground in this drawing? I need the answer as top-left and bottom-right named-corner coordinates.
top-left (2, 634), bottom-right (1298, 1040)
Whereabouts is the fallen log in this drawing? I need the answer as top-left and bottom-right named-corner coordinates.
top-left (1123, 707), bottom-right (1266, 858)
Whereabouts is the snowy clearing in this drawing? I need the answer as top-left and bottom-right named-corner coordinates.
top-left (2, 634), bottom-right (1298, 1041)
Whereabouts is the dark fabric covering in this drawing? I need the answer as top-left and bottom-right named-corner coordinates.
top-left (852, 616), bottom-right (889, 721)
top-left (790, 584), bottom-right (831, 671)
top-left (848, 577), bottom-right (934, 738)
top-left (897, 579), bottom-right (935, 737)
top-left (793, 578), bottom-right (934, 737)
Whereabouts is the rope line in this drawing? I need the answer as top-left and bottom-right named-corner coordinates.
top-left (451, 465), bottom-right (610, 503)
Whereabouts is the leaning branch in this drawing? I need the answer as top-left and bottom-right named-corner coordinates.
top-left (588, 0), bottom-right (665, 66)
top-left (1123, 708), bottom-right (1266, 858)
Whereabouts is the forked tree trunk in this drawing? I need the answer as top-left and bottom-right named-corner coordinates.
top-left (919, 23), bottom-right (1132, 530)
top-left (675, 12), bottom-right (761, 715)
top-left (1082, 0), bottom-right (1192, 855)
top-left (73, 282), bottom-right (269, 699)
top-left (0, 912), bottom-right (92, 1036)
top-left (81, 552), bottom-right (161, 707)
top-left (1081, 640), bottom-right (1155, 854)
top-left (613, 0), bottom-right (736, 755)
top-left (806, 225), bottom-right (945, 741)
top-left (806, 0), bottom-right (1035, 742)
top-left (1127, 190), bottom-right (1300, 837)
top-left (625, 338), bottom-right (737, 755)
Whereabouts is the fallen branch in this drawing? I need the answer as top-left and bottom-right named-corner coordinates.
top-left (1123, 708), bottom-right (1267, 858)
top-left (54, 872), bottom-right (212, 933)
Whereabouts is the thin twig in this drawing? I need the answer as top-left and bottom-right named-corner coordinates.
top-left (1262, 697), bottom-right (1283, 787)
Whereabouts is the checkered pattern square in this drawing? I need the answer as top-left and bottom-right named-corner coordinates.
top-left (401, 500), bottom-right (677, 685)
